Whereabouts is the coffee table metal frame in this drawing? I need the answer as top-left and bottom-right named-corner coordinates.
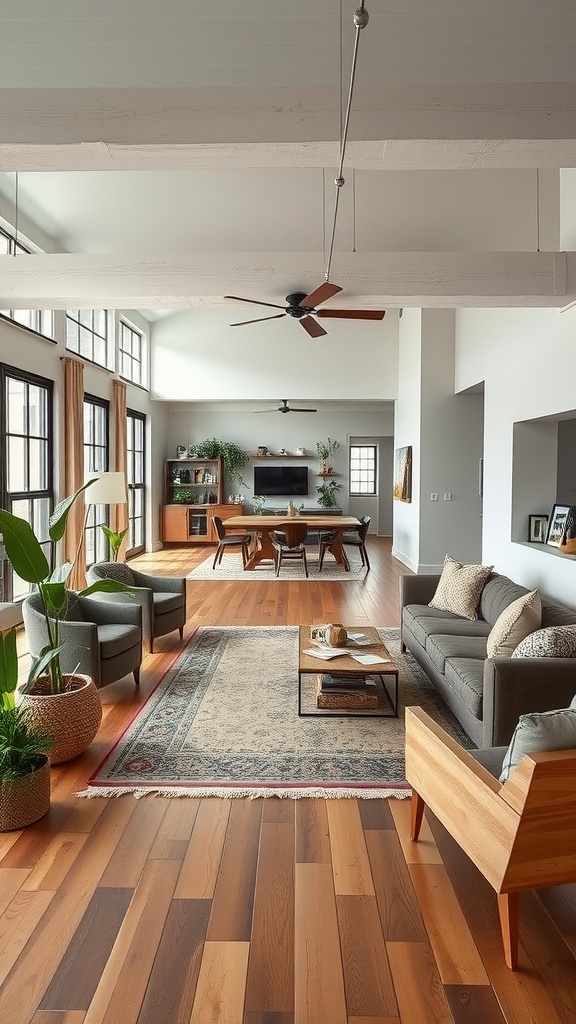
top-left (298, 625), bottom-right (399, 719)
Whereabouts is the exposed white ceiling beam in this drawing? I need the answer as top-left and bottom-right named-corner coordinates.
top-left (0, 251), bottom-right (572, 309)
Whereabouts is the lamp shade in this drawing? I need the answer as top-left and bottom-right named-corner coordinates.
top-left (85, 472), bottom-right (127, 505)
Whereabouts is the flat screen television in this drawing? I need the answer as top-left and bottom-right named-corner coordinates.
top-left (253, 465), bottom-right (308, 496)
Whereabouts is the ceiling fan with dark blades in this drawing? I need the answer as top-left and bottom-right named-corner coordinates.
top-left (224, 283), bottom-right (385, 339)
top-left (253, 400), bottom-right (318, 415)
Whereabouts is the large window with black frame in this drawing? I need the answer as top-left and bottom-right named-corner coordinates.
top-left (349, 444), bottom-right (377, 496)
top-left (83, 395), bottom-right (109, 567)
top-left (126, 409), bottom-right (146, 556)
top-left (0, 366), bottom-right (53, 601)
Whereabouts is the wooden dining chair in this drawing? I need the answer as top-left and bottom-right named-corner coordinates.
top-left (271, 520), bottom-right (309, 577)
top-left (212, 515), bottom-right (251, 569)
top-left (318, 515), bottom-right (371, 571)
top-left (405, 705), bottom-right (576, 970)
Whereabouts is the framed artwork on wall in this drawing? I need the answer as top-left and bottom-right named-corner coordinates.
top-left (528, 514), bottom-right (548, 543)
top-left (545, 504), bottom-right (574, 547)
top-left (394, 445), bottom-right (412, 503)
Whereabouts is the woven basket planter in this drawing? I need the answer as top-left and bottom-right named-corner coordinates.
top-left (21, 674), bottom-right (103, 765)
top-left (0, 755), bottom-right (50, 832)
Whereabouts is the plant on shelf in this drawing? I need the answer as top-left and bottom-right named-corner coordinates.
top-left (188, 438), bottom-right (249, 486)
top-left (316, 479), bottom-right (342, 509)
top-left (0, 479), bottom-right (133, 696)
top-left (172, 488), bottom-right (196, 505)
top-left (316, 437), bottom-right (340, 474)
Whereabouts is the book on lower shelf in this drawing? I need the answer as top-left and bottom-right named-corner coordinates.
top-left (315, 675), bottom-right (379, 709)
top-left (319, 672), bottom-right (370, 690)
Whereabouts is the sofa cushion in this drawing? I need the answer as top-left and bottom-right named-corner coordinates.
top-left (512, 624), bottom-right (576, 659)
top-left (409, 615), bottom-right (492, 648)
top-left (444, 658), bottom-right (485, 718)
top-left (540, 599), bottom-right (576, 629)
top-left (499, 700), bottom-right (576, 783)
top-left (486, 589), bottom-right (541, 658)
top-left (478, 574), bottom-right (531, 627)
top-left (426, 634), bottom-right (488, 675)
top-left (428, 554), bottom-right (493, 620)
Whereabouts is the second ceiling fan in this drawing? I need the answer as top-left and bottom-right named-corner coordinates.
top-left (224, 282), bottom-right (385, 339)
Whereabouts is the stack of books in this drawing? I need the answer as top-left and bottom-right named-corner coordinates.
top-left (315, 673), bottom-right (379, 710)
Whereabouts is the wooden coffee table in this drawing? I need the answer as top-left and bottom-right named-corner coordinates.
top-left (298, 625), bottom-right (399, 718)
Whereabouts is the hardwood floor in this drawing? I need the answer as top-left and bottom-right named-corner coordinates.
top-left (2, 537), bottom-right (576, 1023)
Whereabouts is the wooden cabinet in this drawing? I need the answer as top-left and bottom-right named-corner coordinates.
top-left (163, 500), bottom-right (243, 544)
top-left (165, 458), bottom-right (222, 505)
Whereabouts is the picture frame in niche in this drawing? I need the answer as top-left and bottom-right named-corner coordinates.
top-left (393, 445), bottom-right (412, 503)
top-left (528, 514), bottom-right (548, 543)
top-left (545, 504), bottom-right (574, 547)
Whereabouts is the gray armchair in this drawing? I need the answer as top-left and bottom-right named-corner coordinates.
top-left (23, 590), bottom-right (142, 689)
top-left (86, 562), bottom-right (186, 653)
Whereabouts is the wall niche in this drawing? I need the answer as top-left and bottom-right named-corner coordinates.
top-left (512, 410), bottom-right (576, 548)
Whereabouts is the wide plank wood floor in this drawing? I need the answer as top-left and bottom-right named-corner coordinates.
top-left (2, 537), bottom-right (576, 1023)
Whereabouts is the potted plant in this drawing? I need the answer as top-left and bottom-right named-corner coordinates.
top-left (100, 525), bottom-right (128, 562)
top-left (0, 480), bottom-right (134, 762)
top-left (0, 627), bottom-right (53, 831)
top-left (316, 437), bottom-right (340, 474)
top-left (317, 479), bottom-right (343, 509)
top-left (189, 438), bottom-right (249, 487)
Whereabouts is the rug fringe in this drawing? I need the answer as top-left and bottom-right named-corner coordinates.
top-left (75, 785), bottom-right (411, 800)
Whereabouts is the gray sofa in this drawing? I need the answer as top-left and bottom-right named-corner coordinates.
top-left (400, 572), bottom-right (576, 748)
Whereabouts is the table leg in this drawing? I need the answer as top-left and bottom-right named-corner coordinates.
top-left (243, 528), bottom-right (277, 570)
top-left (327, 531), bottom-right (350, 570)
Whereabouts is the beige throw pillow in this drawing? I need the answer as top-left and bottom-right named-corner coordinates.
top-left (428, 554), bottom-right (493, 620)
top-left (486, 589), bottom-right (541, 658)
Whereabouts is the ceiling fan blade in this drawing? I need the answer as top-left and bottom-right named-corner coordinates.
top-left (290, 407), bottom-right (318, 413)
top-left (224, 295), bottom-right (286, 310)
top-left (252, 408), bottom-right (278, 413)
top-left (300, 316), bottom-right (327, 339)
top-left (230, 314), bottom-right (287, 326)
top-left (300, 282), bottom-right (343, 308)
top-left (316, 309), bottom-right (386, 320)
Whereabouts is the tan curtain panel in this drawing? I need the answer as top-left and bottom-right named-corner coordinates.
top-left (113, 379), bottom-right (128, 558)
top-left (61, 356), bottom-right (86, 589)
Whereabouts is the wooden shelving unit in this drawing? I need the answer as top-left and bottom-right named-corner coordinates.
top-left (163, 458), bottom-right (243, 544)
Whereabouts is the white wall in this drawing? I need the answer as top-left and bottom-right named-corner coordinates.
top-left (455, 305), bottom-right (576, 607)
top-left (392, 309), bottom-right (422, 569)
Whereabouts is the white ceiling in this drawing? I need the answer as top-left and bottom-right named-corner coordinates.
top-left (1, 1), bottom-right (576, 316)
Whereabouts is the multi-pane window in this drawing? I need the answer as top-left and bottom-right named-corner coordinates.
top-left (1, 367), bottom-right (52, 601)
top-left (83, 395), bottom-right (109, 567)
top-left (0, 228), bottom-right (54, 339)
top-left (126, 409), bottom-right (146, 555)
top-left (349, 445), bottom-right (377, 496)
top-left (119, 320), bottom-right (145, 387)
top-left (66, 309), bottom-right (109, 367)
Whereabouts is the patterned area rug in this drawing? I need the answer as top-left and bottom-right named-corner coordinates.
top-left (77, 627), bottom-right (471, 800)
top-left (186, 550), bottom-right (368, 581)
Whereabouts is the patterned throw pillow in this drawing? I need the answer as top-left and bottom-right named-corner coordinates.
top-left (499, 701), bottom-right (576, 782)
top-left (428, 554), bottom-right (493, 620)
top-left (97, 561), bottom-right (135, 585)
top-left (512, 624), bottom-right (576, 659)
top-left (486, 589), bottom-right (541, 658)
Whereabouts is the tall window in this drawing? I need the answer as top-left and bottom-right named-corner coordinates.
top-left (0, 228), bottom-right (54, 339)
top-left (1, 367), bottom-right (52, 601)
top-left (127, 409), bottom-right (146, 555)
top-left (349, 444), bottom-right (377, 496)
top-left (83, 395), bottom-right (109, 567)
top-left (66, 309), bottom-right (109, 367)
top-left (119, 320), bottom-right (145, 387)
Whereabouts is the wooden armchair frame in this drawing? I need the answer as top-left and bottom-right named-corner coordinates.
top-left (405, 706), bottom-right (576, 970)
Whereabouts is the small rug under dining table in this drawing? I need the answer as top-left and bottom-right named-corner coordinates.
top-left (77, 626), bottom-right (471, 800)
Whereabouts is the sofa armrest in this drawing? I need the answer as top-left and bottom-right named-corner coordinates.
top-left (399, 574), bottom-right (440, 610)
top-left (482, 657), bottom-right (576, 747)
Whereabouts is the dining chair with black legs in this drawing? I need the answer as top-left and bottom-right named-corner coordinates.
top-left (271, 520), bottom-right (309, 577)
top-left (319, 515), bottom-right (371, 571)
top-left (212, 515), bottom-right (251, 569)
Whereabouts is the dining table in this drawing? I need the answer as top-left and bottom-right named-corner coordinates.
top-left (221, 514), bottom-right (362, 571)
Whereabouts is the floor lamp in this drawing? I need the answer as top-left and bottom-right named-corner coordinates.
top-left (84, 472), bottom-right (128, 562)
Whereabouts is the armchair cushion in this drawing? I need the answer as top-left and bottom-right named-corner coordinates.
top-left (153, 592), bottom-right (184, 615)
top-left (499, 699), bottom-right (576, 782)
top-left (98, 623), bottom-right (141, 660)
top-left (429, 554), bottom-right (493, 620)
top-left (486, 589), bottom-right (541, 658)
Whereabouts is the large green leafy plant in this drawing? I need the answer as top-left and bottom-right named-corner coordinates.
top-left (0, 705), bottom-right (52, 782)
top-left (316, 479), bottom-right (342, 509)
top-left (189, 438), bottom-right (249, 485)
top-left (0, 480), bottom-right (132, 695)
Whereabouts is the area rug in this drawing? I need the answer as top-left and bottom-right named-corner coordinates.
top-left (186, 550), bottom-right (368, 581)
top-left (77, 627), bottom-right (471, 801)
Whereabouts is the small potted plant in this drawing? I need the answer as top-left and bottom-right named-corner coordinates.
top-left (189, 438), bottom-right (249, 488)
top-left (316, 437), bottom-right (340, 475)
top-left (0, 627), bottom-right (53, 831)
top-left (317, 479), bottom-right (343, 509)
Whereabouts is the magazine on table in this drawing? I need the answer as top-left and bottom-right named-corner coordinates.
top-left (309, 626), bottom-right (373, 649)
